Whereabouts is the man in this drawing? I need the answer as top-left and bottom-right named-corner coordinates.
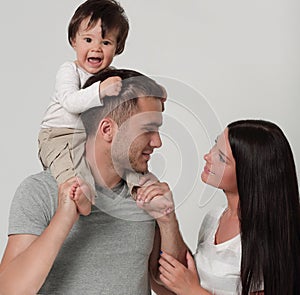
top-left (0, 69), bottom-right (186, 294)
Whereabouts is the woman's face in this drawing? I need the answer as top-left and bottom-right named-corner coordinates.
top-left (201, 128), bottom-right (238, 194)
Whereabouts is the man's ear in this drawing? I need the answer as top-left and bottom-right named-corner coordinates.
top-left (97, 118), bottom-right (117, 142)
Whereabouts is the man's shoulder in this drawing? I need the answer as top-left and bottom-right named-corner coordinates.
top-left (16, 170), bottom-right (57, 201)
top-left (21, 170), bottom-right (56, 187)
top-left (9, 170), bottom-right (58, 235)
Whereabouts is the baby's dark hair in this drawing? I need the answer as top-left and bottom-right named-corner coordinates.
top-left (68, 0), bottom-right (129, 55)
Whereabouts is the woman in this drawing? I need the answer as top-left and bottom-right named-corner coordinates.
top-left (156, 119), bottom-right (300, 295)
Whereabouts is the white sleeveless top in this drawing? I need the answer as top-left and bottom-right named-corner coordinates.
top-left (194, 207), bottom-right (242, 294)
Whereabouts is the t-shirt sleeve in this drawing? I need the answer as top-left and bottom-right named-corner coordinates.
top-left (8, 176), bottom-right (56, 237)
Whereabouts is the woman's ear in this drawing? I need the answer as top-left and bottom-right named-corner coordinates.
top-left (97, 118), bottom-right (117, 142)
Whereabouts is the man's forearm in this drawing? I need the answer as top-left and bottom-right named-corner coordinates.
top-left (149, 212), bottom-right (187, 294)
top-left (0, 210), bottom-right (77, 295)
top-left (157, 212), bottom-right (187, 265)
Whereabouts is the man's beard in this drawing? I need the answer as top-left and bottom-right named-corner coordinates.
top-left (111, 140), bottom-right (148, 178)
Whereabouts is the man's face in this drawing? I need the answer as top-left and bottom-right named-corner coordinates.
top-left (112, 97), bottom-right (163, 175)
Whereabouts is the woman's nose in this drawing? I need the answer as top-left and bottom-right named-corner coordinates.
top-left (203, 150), bottom-right (212, 162)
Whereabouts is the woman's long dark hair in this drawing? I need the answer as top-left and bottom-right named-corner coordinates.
top-left (228, 119), bottom-right (300, 295)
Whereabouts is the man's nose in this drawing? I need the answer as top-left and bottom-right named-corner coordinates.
top-left (150, 132), bottom-right (162, 148)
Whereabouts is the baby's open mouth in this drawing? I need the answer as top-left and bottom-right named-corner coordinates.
top-left (88, 57), bottom-right (102, 63)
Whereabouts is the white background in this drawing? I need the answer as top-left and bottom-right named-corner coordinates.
top-left (0, 0), bottom-right (299, 289)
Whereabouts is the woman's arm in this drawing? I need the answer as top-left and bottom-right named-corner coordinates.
top-left (159, 251), bottom-right (264, 295)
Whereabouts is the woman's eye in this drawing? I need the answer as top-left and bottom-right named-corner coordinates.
top-left (219, 154), bottom-right (226, 163)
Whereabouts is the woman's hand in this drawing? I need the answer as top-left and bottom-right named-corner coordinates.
top-left (159, 251), bottom-right (204, 295)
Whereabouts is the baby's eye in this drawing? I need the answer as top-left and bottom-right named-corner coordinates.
top-left (102, 40), bottom-right (111, 46)
top-left (84, 38), bottom-right (92, 43)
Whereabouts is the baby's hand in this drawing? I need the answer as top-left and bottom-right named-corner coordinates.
top-left (100, 76), bottom-right (122, 98)
top-left (136, 182), bottom-right (174, 219)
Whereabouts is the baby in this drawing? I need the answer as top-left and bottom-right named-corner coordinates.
top-left (38, 0), bottom-right (129, 215)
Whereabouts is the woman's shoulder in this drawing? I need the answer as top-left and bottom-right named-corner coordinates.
top-left (203, 206), bottom-right (226, 225)
top-left (196, 206), bottom-right (226, 244)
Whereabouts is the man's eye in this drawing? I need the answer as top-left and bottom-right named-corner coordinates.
top-left (84, 38), bottom-right (92, 43)
top-left (143, 127), bottom-right (157, 133)
top-left (144, 128), bottom-right (153, 133)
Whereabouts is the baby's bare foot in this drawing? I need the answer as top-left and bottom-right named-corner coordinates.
top-left (69, 182), bottom-right (79, 200)
top-left (73, 179), bottom-right (94, 216)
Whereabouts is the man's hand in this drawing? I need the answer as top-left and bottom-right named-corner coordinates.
top-left (100, 76), bottom-right (122, 98)
top-left (58, 177), bottom-right (80, 224)
top-left (136, 182), bottom-right (174, 220)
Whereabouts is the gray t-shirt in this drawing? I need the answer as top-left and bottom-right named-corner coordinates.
top-left (8, 170), bottom-right (156, 295)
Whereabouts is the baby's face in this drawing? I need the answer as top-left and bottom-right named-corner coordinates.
top-left (72, 18), bottom-right (118, 74)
